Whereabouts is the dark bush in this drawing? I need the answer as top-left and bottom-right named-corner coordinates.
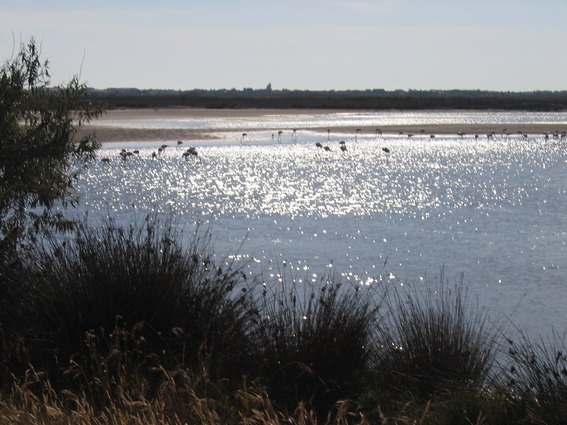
top-left (504, 329), bottom-right (567, 423)
top-left (251, 270), bottom-right (379, 418)
top-left (0, 215), bottom-right (256, 398)
top-left (372, 273), bottom-right (498, 400)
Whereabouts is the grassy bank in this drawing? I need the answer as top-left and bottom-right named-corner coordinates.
top-left (1, 217), bottom-right (566, 424)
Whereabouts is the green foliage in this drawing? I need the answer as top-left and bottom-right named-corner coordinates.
top-left (0, 38), bottom-right (104, 247)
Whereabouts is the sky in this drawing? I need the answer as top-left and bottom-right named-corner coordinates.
top-left (2, 0), bottom-right (567, 92)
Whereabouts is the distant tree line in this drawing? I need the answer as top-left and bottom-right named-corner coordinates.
top-left (89, 87), bottom-right (567, 111)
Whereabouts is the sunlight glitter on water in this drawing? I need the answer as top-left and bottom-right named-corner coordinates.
top-left (71, 125), bottom-right (567, 338)
top-left (81, 135), bottom-right (565, 223)
top-left (92, 111), bottom-right (567, 131)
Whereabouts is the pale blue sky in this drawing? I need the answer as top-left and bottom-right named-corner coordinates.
top-left (2, 0), bottom-right (566, 91)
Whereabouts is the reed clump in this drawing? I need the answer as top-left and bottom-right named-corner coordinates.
top-left (502, 329), bottom-right (567, 424)
top-left (1, 218), bottom-right (567, 423)
top-left (0, 215), bottom-right (257, 401)
top-left (371, 274), bottom-right (498, 399)
top-left (250, 271), bottom-right (379, 420)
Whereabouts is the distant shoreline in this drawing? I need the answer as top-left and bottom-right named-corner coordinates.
top-left (80, 108), bottom-right (567, 143)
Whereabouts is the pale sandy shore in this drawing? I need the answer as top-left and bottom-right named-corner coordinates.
top-left (79, 108), bottom-right (567, 143)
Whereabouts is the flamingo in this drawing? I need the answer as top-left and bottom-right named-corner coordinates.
top-left (182, 147), bottom-right (199, 161)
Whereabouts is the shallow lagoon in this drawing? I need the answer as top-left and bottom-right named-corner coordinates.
top-left (73, 111), bottom-right (567, 339)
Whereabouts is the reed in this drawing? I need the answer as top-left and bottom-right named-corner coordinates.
top-left (3, 221), bottom-right (567, 423)
top-left (503, 328), bottom-right (567, 423)
top-left (371, 272), bottom-right (498, 400)
top-left (250, 269), bottom-right (379, 420)
top-left (0, 215), bottom-right (256, 397)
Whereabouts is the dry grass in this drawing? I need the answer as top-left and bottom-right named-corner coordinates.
top-left (0, 367), bottom-right (371, 425)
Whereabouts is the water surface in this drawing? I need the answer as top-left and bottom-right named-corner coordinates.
top-left (74, 111), bottom-right (567, 338)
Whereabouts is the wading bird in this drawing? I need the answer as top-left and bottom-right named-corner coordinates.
top-left (182, 147), bottom-right (199, 160)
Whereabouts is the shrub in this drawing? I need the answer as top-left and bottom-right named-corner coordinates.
top-left (504, 329), bottom-right (567, 423)
top-left (0, 215), bottom-right (256, 397)
top-left (251, 269), bottom-right (379, 418)
top-left (0, 38), bottom-right (103, 248)
top-left (372, 272), bottom-right (498, 400)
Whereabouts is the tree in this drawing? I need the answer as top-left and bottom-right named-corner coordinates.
top-left (0, 38), bottom-right (104, 248)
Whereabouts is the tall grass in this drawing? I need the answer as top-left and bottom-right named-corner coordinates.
top-left (0, 215), bottom-right (256, 398)
top-left (3, 218), bottom-right (567, 423)
top-left (371, 272), bottom-right (498, 401)
top-left (250, 269), bottom-right (380, 420)
top-left (503, 329), bottom-right (567, 423)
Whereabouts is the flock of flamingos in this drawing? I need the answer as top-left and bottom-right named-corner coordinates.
top-left (100, 127), bottom-right (566, 163)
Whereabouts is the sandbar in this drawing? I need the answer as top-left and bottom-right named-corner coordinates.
top-left (78, 108), bottom-right (567, 143)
